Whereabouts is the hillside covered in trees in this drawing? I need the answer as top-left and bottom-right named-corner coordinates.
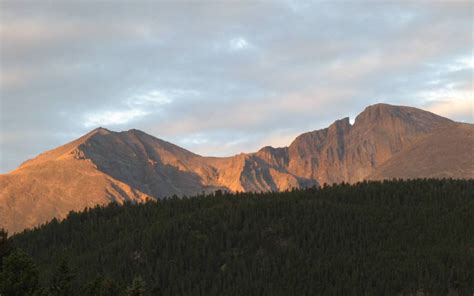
top-left (2, 179), bottom-right (473, 295)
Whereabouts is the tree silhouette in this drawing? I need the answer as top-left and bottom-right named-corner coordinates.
top-left (0, 250), bottom-right (39, 296)
top-left (126, 276), bottom-right (147, 296)
top-left (0, 228), bottom-right (11, 268)
top-left (50, 257), bottom-right (74, 296)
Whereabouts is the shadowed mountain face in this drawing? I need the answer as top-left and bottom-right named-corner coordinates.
top-left (1, 103), bottom-right (472, 233)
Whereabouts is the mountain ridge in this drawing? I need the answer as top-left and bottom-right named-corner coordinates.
top-left (1, 103), bottom-right (472, 233)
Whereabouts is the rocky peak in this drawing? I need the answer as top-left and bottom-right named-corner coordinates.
top-left (327, 117), bottom-right (352, 139)
top-left (353, 103), bottom-right (453, 131)
top-left (256, 146), bottom-right (289, 167)
top-left (91, 127), bottom-right (112, 135)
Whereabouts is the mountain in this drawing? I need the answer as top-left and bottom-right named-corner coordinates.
top-left (369, 123), bottom-right (474, 180)
top-left (286, 103), bottom-right (456, 184)
top-left (1, 103), bottom-right (472, 233)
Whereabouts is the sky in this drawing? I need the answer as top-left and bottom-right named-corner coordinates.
top-left (0, 1), bottom-right (473, 173)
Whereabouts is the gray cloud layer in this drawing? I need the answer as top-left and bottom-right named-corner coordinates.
top-left (1, 1), bottom-right (473, 172)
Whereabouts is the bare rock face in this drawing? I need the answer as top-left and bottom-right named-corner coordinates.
top-left (345, 104), bottom-right (454, 181)
top-left (287, 117), bottom-right (352, 184)
top-left (76, 128), bottom-right (218, 198)
top-left (287, 104), bottom-right (455, 184)
top-left (368, 123), bottom-right (474, 180)
top-left (0, 129), bottom-right (152, 234)
top-left (1, 103), bottom-right (471, 233)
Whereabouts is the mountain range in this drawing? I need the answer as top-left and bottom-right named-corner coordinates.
top-left (1, 103), bottom-right (473, 233)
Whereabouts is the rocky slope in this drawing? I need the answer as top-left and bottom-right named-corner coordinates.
top-left (1, 103), bottom-right (472, 233)
top-left (368, 123), bottom-right (474, 180)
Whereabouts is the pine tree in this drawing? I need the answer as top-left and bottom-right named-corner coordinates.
top-left (50, 257), bottom-right (74, 296)
top-left (126, 276), bottom-right (147, 296)
top-left (82, 276), bottom-right (121, 296)
top-left (0, 250), bottom-right (39, 296)
top-left (0, 228), bottom-right (11, 268)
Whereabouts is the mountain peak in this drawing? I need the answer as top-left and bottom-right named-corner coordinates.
top-left (355, 103), bottom-right (404, 122)
top-left (354, 103), bottom-right (453, 129)
top-left (124, 128), bottom-right (145, 135)
top-left (365, 102), bottom-right (394, 109)
top-left (91, 127), bottom-right (112, 134)
top-left (328, 117), bottom-right (352, 131)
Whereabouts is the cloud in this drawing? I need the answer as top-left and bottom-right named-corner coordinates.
top-left (83, 109), bottom-right (149, 128)
top-left (129, 90), bottom-right (173, 106)
top-left (229, 37), bottom-right (252, 51)
top-left (0, 1), bottom-right (472, 172)
top-left (425, 99), bottom-right (473, 123)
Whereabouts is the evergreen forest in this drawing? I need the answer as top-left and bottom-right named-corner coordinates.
top-left (1, 179), bottom-right (473, 295)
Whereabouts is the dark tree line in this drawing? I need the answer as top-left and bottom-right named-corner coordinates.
top-left (1, 179), bottom-right (473, 295)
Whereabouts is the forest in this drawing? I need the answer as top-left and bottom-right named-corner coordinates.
top-left (1, 179), bottom-right (473, 295)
